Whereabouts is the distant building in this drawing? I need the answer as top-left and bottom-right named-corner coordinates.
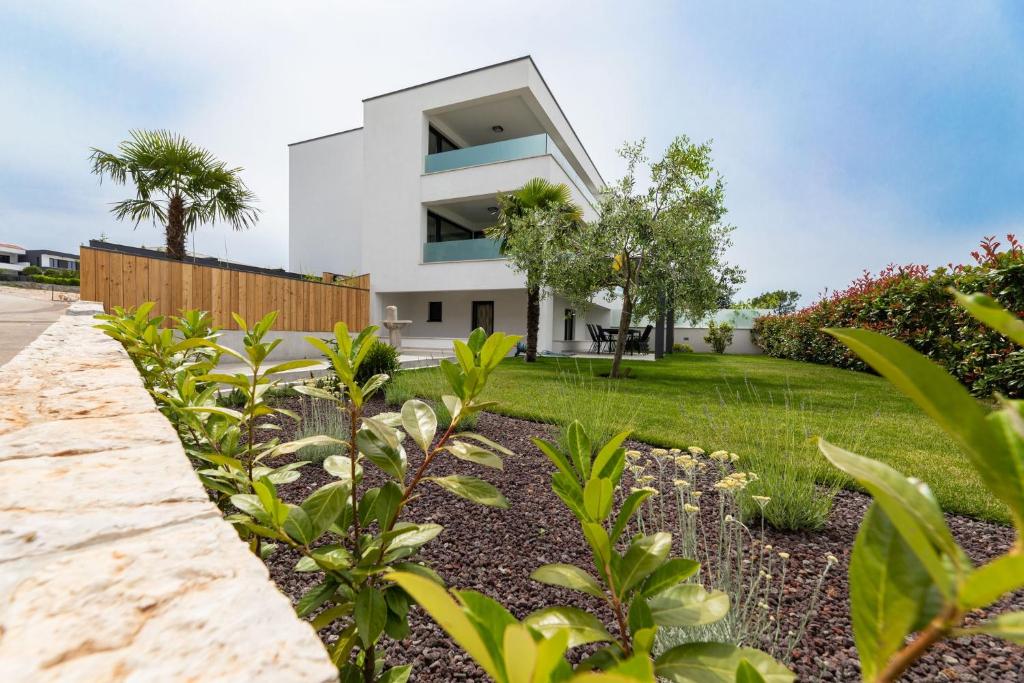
top-left (21, 249), bottom-right (80, 271)
top-left (0, 244), bottom-right (80, 272)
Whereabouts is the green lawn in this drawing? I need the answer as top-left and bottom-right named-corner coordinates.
top-left (396, 352), bottom-right (1006, 524)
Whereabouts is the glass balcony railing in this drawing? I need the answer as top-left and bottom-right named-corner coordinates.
top-left (424, 133), bottom-right (598, 207)
top-left (423, 238), bottom-right (504, 263)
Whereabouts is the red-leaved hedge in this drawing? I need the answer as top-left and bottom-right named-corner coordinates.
top-left (753, 236), bottom-right (1024, 397)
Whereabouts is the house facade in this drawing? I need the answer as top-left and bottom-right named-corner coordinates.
top-left (0, 244), bottom-right (79, 272)
top-left (288, 57), bottom-right (612, 351)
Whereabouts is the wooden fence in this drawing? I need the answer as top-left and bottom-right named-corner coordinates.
top-left (79, 246), bottom-right (370, 331)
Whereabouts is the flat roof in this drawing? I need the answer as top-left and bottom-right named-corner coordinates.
top-left (288, 126), bottom-right (363, 148)
top-left (287, 56), bottom-right (605, 186)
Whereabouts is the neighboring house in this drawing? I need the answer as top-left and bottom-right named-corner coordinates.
top-left (21, 249), bottom-right (80, 271)
top-left (0, 243), bottom-right (28, 272)
top-left (288, 56), bottom-right (611, 351)
top-left (674, 308), bottom-right (773, 354)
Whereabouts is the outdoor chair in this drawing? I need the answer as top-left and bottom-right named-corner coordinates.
top-left (630, 325), bottom-right (653, 354)
top-left (597, 326), bottom-right (615, 353)
top-left (585, 324), bottom-right (602, 353)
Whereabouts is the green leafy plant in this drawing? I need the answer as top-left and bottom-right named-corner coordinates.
top-left (296, 396), bottom-right (349, 464)
top-left (21, 265), bottom-right (42, 276)
top-left (818, 290), bottom-right (1024, 682)
top-left (704, 321), bottom-right (734, 354)
top-left (232, 325), bottom-right (520, 681)
top-left (397, 421), bottom-right (794, 681)
top-left (672, 343), bottom-right (694, 353)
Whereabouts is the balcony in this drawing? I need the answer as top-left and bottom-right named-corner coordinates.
top-left (423, 238), bottom-right (504, 263)
top-left (424, 133), bottom-right (597, 206)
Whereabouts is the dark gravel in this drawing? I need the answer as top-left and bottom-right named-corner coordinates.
top-left (262, 396), bottom-right (1024, 682)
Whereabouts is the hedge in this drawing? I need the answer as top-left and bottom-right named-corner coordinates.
top-left (753, 236), bottom-right (1024, 397)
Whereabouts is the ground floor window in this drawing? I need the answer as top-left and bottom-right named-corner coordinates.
top-left (472, 301), bottom-right (494, 335)
top-left (427, 301), bottom-right (442, 322)
top-left (564, 309), bottom-right (576, 340)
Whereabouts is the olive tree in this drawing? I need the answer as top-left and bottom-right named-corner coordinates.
top-left (555, 137), bottom-right (742, 378)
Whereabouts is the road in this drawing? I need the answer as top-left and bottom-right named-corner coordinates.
top-left (0, 287), bottom-right (71, 366)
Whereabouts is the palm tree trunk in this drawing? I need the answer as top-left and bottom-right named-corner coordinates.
top-left (610, 287), bottom-right (632, 379)
top-left (525, 285), bottom-right (540, 362)
top-left (166, 193), bottom-right (187, 260)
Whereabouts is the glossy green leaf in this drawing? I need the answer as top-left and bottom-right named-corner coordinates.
top-left (824, 327), bottom-right (1024, 530)
top-left (592, 430), bottom-right (631, 481)
top-left (301, 482), bottom-right (350, 538)
top-left (819, 439), bottom-right (958, 593)
top-left (377, 665), bottom-right (413, 683)
top-left (619, 532), bottom-right (672, 593)
top-left (647, 584), bottom-right (730, 627)
top-left (531, 563), bottom-right (605, 598)
top-left (849, 503), bottom-right (937, 682)
top-left (565, 421), bottom-right (591, 480)
top-left (428, 475), bottom-right (508, 508)
top-left (524, 606), bottom-right (614, 648)
top-left (583, 476), bottom-right (614, 522)
top-left (458, 589), bottom-right (519, 683)
top-left (386, 571), bottom-right (500, 680)
top-left (292, 384), bottom-right (340, 402)
top-left (401, 399), bottom-right (437, 454)
top-left (296, 580), bottom-right (337, 617)
top-left (735, 659), bottom-right (769, 683)
top-left (959, 554), bottom-right (1024, 611)
top-left (639, 557), bottom-right (701, 598)
top-left (323, 455), bottom-right (362, 483)
top-left (610, 488), bottom-right (655, 543)
top-left (445, 440), bottom-right (504, 469)
top-left (354, 586), bottom-right (387, 648)
top-left (283, 504), bottom-right (315, 545)
top-left (533, 437), bottom-right (577, 482)
top-left (230, 494), bottom-right (270, 524)
top-left (460, 431), bottom-right (514, 456)
top-left (356, 428), bottom-right (407, 481)
top-left (265, 358), bottom-right (322, 375)
top-left (655, 643), bottom-right (794, 683)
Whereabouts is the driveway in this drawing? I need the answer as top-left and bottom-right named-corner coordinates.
top-left (0, 287), bottom-right (71, 366)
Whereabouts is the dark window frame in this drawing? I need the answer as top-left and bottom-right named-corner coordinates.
top-left (427, 301), bottom-right (443, 322)
top-left (564, 309), bottom-right (576, 341)
top-left (426, 210), bottom-right (481, 243)
top-left (428, 125), bottom-right (460, 155)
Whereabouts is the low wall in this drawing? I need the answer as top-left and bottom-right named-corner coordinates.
top-left (0, 302), bottom-right (336, 682)
top-left (674, 327), bottom-right (762, 354)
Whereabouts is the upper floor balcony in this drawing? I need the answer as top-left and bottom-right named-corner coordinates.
top-left (424, 133), bottom-right (597, 207)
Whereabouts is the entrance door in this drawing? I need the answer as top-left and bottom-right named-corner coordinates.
top-left (471, 301), bottom-right (494, 335)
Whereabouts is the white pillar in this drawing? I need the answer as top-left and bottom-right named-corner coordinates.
top-left (537, 290), bottom-right (555, 354)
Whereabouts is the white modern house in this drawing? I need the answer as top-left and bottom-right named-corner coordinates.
top-left (288, 56), bottom-right (612, 352)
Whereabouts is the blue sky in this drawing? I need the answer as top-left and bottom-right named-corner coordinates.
top-left (2, 1), bottom-right (1022, 304)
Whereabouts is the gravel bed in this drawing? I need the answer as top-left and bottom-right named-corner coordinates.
top-left (262, 396), bottom-right (1024, 682)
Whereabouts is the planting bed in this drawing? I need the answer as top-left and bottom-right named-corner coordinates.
top-left (265, 397), bottom-right (1024, 682)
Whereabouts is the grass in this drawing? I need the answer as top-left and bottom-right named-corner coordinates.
top-left (397, 353), bottom-right (1005, 524)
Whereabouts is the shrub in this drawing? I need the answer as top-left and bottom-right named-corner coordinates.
top-left (753, 235), bottom-right (1024, 397)
top-left (295, 397), bottom-right (348, 463)
top-left (817, 290), bottom-right (1024, 682)
top-left (21, 265), bottom-right (41, 275)
top-left (704, 321), bottom-right (734, 354)
top-left (355, 338), bottom-right (399, 385)
top-left (672, 343), bottom-right (693, 353)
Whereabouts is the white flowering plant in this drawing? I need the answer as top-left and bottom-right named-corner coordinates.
top-left (818, 290), bottom-right (1024, 682)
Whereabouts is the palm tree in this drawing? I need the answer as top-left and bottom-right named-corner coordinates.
top-left (90, 130), bottom-right (259, 260)
top-left (489, 178), bottom-right (583, 362)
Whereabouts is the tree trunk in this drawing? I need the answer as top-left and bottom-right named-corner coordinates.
top-left (610, 288), bottom-right (632, 378)
top-left (525, 285), bottom-right (540, 362)
top-left (166, 194), bottom-right (187, 260)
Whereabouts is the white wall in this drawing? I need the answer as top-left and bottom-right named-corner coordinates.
top-left (549, 294), bottom-right (613, 353)
top-left (674, 327), bottom-right (762, 354)
top-left (376, 289), bottom-right (528, 341)
top-left (288, 129), bottom-right (363, 277)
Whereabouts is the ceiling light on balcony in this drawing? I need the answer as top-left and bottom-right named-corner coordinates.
top-left (487, 206), bottom-right (499, 215)
top-left (492, 125), bottom-right (504, 133)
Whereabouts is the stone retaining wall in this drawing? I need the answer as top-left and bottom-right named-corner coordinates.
top-left (0, 302), bottom-right (337, 682)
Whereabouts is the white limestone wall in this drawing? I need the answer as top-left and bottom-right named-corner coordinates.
top-left (674, 326), bottom-right (763, 354)
top-left (0, 302), bottom-right (336, 683)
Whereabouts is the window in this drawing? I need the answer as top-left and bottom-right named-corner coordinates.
top-left (564, 309), bottom-right (576, 341)
top-left (428, 301), bottom-right (442, 322)
top-left (427, 211), bottom-right (482, 243)
top-left (0, 255), bottom-right (9, 263)
top-left (428, 126), bottom-right (459, 155)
